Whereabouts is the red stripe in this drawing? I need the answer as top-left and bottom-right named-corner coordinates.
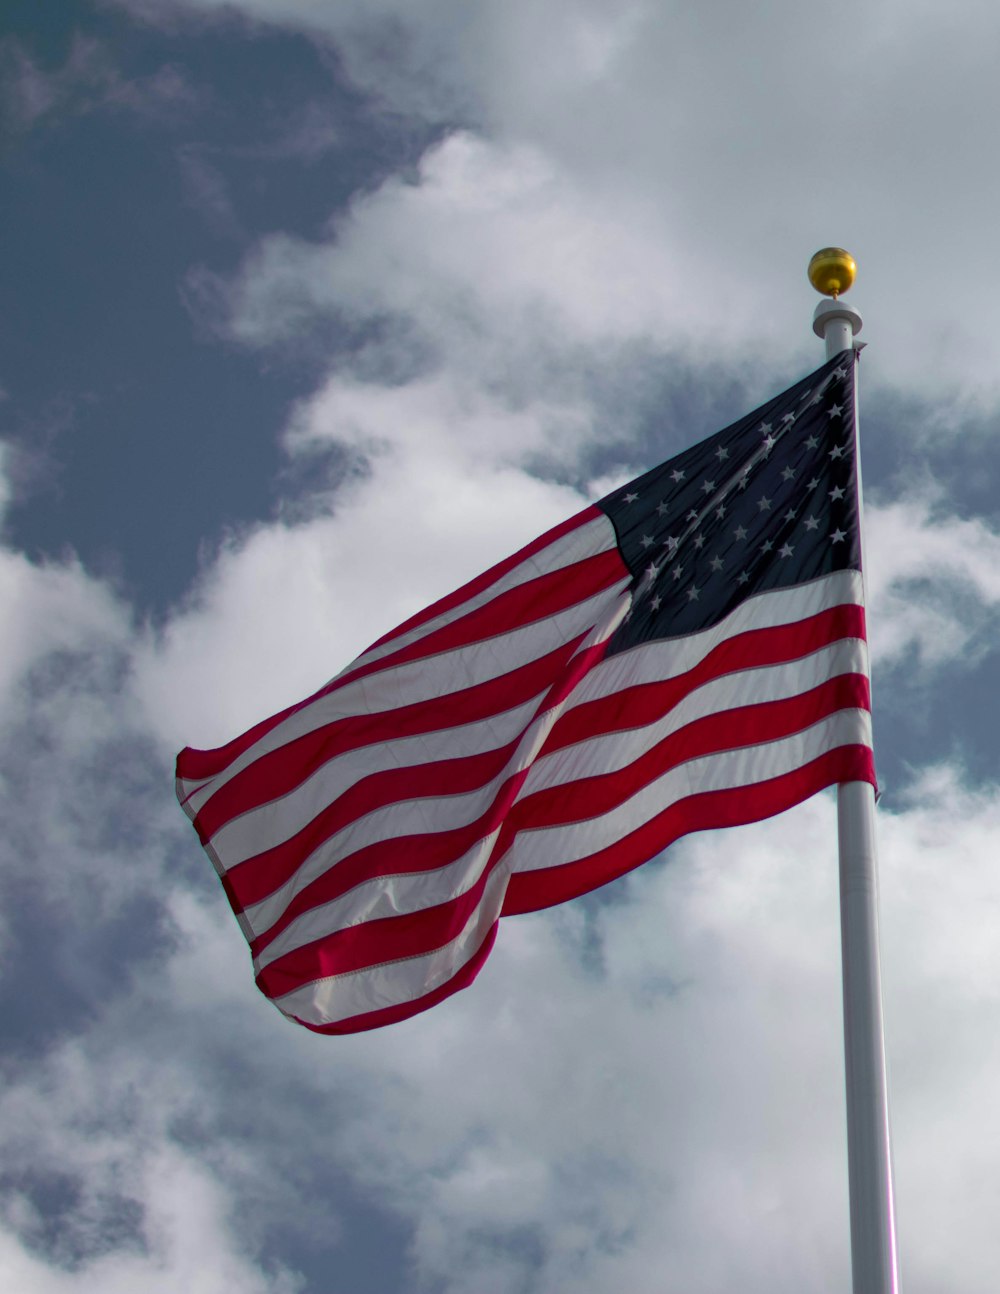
top-left (236, 605), bottom-right (859, 878)
top-left (293, 741), bottom-right (874, 1033)
top-left (228, 631), bottom-right (619, 915)
top-left (178, 705), bottom-right (305, 789)
top-left (195, 636), bottom-right (587, 845)
top-left (290, 922), bottom-right (499, 1036)
top-left (254, 846), bottom-right (502, 999)
top-left (364, 506), bottom-right (601, 651)
top-left (252, 677), bottom-right (869, 996)
top-left (325, 547), bottom-right (624, 695)
top-left (546, 603), bottom-right (866, 754)
top-left (177, 505), bottom-right (603, 785)
top-left (496, 674), bottom-right (870, 851)
top-left (237, 792), bottom-right (514, 937)
top-left (259, 736), bottom-right (874, 1012)
top-left (500, 745), bottom-right (876, 917)
top-left (243, 735), bottom-right (523, 946)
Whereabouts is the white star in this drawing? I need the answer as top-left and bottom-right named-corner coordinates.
top-left (672, 565), bottom-right (683, 581)
top-left (759, 421), bottom-right (772, 435)
top-left (739, 473), bottom-right (751, 490)
top-left (656, 500), bottom-right (669, 516)
top-left (784, 508), bottom-right (797, 522)
top-left (761, 539), bottom-right (774, 553)
top-left (663, 535), bottom-right (680, 551)
top-left (829, 485), bottom-right (846, 501)
top-left (829, 443), bottom-right (847, 460)
top-left (782, 466), bottom-right (796, 482)
top-left (670, 468), bottom-right (685, 483)
top-left (830, 528), bottom-right (846, 543)
top-left (687, 586), bottom-right (700, 602)
top-left (827, 403), bottom-right (843, 419)
top-left (710, 555), bottom-right (724, 571)
top-left (779, 543), bottom-right (794, 558)
top-left (644, 562), bottom-right (660, 581)
top-left (694, 534), bottom-right (705, 550)
top-left (805, 435), bottom-right (819, 450)
top-left (733, 525), bottom-right (748, 541)
top-left (804, 515), bottom-right (820, 531)
top-left (834, 365), bottom-right (848, 378)
top-left (651, 594), bottom-right (662, 611)
top-left (715, 504), bottom-right (726, 520)
top-left (807, 476), bottom-right (820, 490)
top-left (782, 412), bottom-right (796, 425)
top-left (757, 495), bottom-right (772, 511)
top-left (737, 570), bottom-right (750, 585)
top-left (623, 492), bottom-right (639, 504)
top-left (640, 535), bottom-right (654, 548)
top-left (687, 509), bottom-right (699, 521)
top-left (715, 445), bottom-right (730, 461)
top-left (762, 435), bottom-right (776, 454)
top-left (701, 479), bottom-right (716, 494)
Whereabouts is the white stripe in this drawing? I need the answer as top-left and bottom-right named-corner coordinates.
top-left (177, 514), bottom-right (616, 806)
top-left (239, 593), bottom-right (632, 934)
top-left (209, 693), bottom-right (546, 868)
top-left (520, 636), bottom-right (869, 796)
top-left (218, 578), bottom-right (860, 915)
top-left (252, 827), bottom-right (502, 977)
top-left (507, 708), bottom-right (872, 875)
top-left (250, 637), bottom-right (867, 967)
top-left (271, 865), bottom-right (510, 1028)
top-left (183, 575), bottom-right (629, 819)
top-left (571, 569), bottom-right (864, 706)
top-left (343, 513), bottom-right (616, 676)
top-left (267, 710), bottom-right (871, 1028)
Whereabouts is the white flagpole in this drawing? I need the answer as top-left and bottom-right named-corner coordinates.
top-left (809, 250), bottom-right (900, 1294)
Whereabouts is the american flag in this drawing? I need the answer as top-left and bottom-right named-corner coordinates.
top-left (176, 350), bottom-right (875, 1034)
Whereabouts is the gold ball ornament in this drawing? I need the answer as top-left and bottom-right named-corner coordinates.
top-left (808, 248), bottom-right (856, 298)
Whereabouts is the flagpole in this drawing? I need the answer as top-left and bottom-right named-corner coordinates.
top-left (809, 249), bottom-right (900, 1294)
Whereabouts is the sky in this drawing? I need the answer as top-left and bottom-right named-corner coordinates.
top-left (3, 2), bottom-right (1000, 1291)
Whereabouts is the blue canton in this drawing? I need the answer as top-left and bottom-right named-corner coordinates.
top-left (600, 351), bottom-right (861, 653)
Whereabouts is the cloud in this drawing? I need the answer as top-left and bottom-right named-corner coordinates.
top-left (112, 0), bottom-right (1000, 406)
top-left (205, 129), bottom-right (770, 376)
top-left (116, 361), bottom-right (1000, 1292)
top-left (0, 34), bottom-right (202, 136)
top-left (0, 548), bottom-right (129, 726)
top-left (176, 146), bottom-right (243, 238)
top-left (0, 1036), bottom-right (303, 1294)
top-left (10, 6), bottom-right (1000, 1289)
top-left (865, 488), bottom-right (1000, 672)
top-left (132, 369), bottom-right (591, 753)
top-left (4, 366), bottom-right (1000, 1292)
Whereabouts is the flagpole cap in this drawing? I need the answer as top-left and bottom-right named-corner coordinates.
top-left (813, 296), bottom-right (863, 340)
top-left (808, 247), bottom-right (857, 298)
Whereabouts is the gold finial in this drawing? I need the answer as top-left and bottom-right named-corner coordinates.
top-left (808, 247), bottom-right (856, 299)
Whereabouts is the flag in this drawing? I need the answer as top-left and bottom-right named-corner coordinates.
top-left (176, 351), bottom-right (875, 1034)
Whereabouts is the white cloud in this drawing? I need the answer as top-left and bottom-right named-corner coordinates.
top-left (225, 131), bottom-right (696, 359)
top-left (11, 4), bottom-right (1000, 1289)
top-left (133, 371), bottom-right (590, 752)
top-left (865, 489), bottom-right (1000, 671)
top-left (0, 1044), bottom-right (302, 1294)
top-left (0, 548), bottom-right (130, 725)
top-left (0, 441), bottom-right (11, 518)
top-left (4, 412), bottom-right (1000, 1292)
top-left (254, 779), bottom-right (1000, 1293)
top-left (114, 0), bottom-right (1000, 401)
